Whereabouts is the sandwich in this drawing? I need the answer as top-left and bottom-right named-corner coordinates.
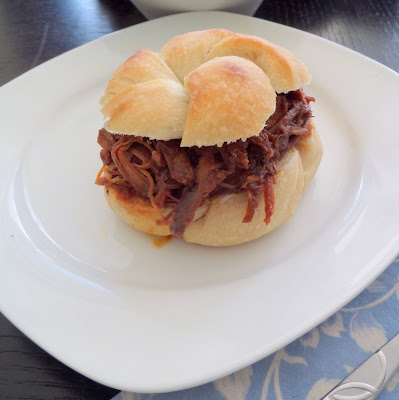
top-left (95, 29), bottom-right (323, 246)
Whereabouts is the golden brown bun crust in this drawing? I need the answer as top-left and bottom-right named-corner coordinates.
top-left (104, 187), bottom-right (209, 236)
top-left (100, 50), bottom-right (179, 107)
top-left (105, 187), bottom-right (172, 236)
top-left (100, 29), bottom-right (311, 147)
top-left (102, 79), bottom-right (189, 140)
top-left (103, 124), bottom-right (322, 246)
top-left (204, 33), bottom-right (310, 93)
top-left (159, 29), bottom-right (234, 82)
top-left (182, 56), bottom-right (276, 147)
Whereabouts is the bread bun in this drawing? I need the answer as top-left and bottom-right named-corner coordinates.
top-left (104, 186), bottom-right (211, 237)
top-left (101, 29), bottom-right (310, 147)
top-left (98, 30), bottom-right (323, 246)
top-left (159, 28), bottom-right (234, 82)
top-left (102, 79), bottom-right (189, 140)
top-left (182, 56), bottom-right (276, 147)
top-left (100, 49), bottom-right (179, 107)
top-left (204, 33), bottom-right (311, 93)
top-left (103, 124), bottom-right (322, 246)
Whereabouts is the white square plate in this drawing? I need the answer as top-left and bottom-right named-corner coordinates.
top-left (1, 11), bottom-right (399, 393)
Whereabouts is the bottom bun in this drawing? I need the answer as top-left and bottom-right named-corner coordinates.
top-left (104, 125), bottom-right (322, 246)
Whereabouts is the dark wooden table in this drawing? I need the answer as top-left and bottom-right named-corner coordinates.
top-left (0, 0), bottom-right (398, 398)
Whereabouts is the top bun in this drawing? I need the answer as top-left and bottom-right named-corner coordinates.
top-left (100, 29), bottom-right (311, 147)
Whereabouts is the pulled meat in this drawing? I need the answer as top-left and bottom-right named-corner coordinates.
top-left (96, 89), bottom-right (314, 237)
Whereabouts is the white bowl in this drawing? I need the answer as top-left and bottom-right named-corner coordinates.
top-left (130, 0), bottom-right (263, 19)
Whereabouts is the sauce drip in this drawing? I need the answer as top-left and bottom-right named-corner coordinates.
top-left (152, 235), bottom-right (173, 248)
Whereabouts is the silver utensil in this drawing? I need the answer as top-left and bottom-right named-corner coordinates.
top-left (322, 332), bottom-right (399, 400)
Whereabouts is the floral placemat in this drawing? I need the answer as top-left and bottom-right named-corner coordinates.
top-left (115, 256), bottom-right (399, 400)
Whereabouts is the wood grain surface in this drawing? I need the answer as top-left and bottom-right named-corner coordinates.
top-left (0, 0), bottom-right (398, 399)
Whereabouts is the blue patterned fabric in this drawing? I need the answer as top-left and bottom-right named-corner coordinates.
top-left (116, 256), bottom-right (399, 400)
